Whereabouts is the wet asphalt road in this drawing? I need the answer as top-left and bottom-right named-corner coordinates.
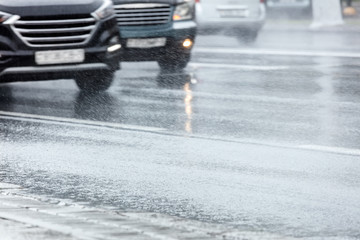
top-left (1, 29), bottom-right (360, 239)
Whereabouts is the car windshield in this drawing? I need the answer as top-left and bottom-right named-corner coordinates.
top-left (1, 0), bottom-right (360, 239)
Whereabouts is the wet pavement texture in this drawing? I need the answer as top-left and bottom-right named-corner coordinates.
top-left (1, 29), bottom-right (360, 239)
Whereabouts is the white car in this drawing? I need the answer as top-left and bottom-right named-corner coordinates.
top-left (196, 0), bottom-right (266, 42)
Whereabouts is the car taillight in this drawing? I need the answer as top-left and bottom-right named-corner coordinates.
top-left (195, 0), bottom-right (200, 3)
top-left (260, 0), bottom-right (264, 3)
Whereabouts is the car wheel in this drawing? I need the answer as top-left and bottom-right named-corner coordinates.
top-left (237, 30), bottom-right (258, 44)
top-left (158, 53), bottom-right (191, 72)
top-left (75, 70), bottom-right (114, 92)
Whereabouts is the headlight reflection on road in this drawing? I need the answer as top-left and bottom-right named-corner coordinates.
top-left (184, 82), bottom-right (193, 134)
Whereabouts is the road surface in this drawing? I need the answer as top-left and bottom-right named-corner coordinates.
top-left (1, 26), bottom-right (360, 239)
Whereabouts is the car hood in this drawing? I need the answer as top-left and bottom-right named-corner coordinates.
top-left (0, 0), bottom-right (103, 17)
top-left (112, 0), bottom-right (187, 6)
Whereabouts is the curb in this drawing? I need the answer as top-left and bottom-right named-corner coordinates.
top-left (0, 183), bottom-right (293, 240)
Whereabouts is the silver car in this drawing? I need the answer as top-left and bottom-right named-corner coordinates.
top-left (196, 0), bottom-right (266, 42)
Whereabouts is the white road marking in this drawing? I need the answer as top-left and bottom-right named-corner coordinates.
top-left (298, 145), bottom-right (360, 156)
top-left (189, 62), bottom-right (289, 70)
top-left (0, 110), bottom-right (166, 133)
top-left (194, 47), bottom-right (360, 58)
top-left (1, 110), bottom-right (360, 157)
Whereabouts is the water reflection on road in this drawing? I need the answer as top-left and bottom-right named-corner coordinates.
top-left (0, 86), bottom-right (13, 112)
top-left (72, 70), bottom-right (198, 135)
top-left (1, 54), bottom-right (360, 149)
top-left (156, 71), bottom-right (197, 134)
top-left (74, 91), bottom-right (118, 121)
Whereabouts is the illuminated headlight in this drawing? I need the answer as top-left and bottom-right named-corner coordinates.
top-left (173, 1), bottom-right (194, 21)
top-left (0, 11), bottom-right (12, 24)
top-left (183, 39), bottom-right (193, 48)
top-left (93, 0), bottom-right (115, 20)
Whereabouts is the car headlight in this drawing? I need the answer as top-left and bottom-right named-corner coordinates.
top-left (0, 11), bottom-right (12, 24)
top-left (173, 1), bottom-right (195, 21)
top-left (93, 0), bottom-right (115, 20)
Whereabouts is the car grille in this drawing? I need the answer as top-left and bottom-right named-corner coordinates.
top-left (12, 15), bottom-right (97, 47)
top-left (114, 3), bottom-right (172, 26)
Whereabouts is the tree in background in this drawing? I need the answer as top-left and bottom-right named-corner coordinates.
top-left (311, 0), bottom-right (344, 28)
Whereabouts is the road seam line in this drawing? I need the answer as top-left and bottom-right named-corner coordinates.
top-left (1, 110), bottom-right (360, 157)
top-left (189, 62), bottom-right (289, 70)
top-left (194, 47), bottom-right (360, 58)
top-left (298, 145), bottom-right (360, 156)
top-left (0, 110), bottom-right (166, 132)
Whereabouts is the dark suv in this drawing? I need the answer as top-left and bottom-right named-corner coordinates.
top-left (112, 0), bottom-right (197, 71)
top-left (0, 0), bottom-right (121, 91)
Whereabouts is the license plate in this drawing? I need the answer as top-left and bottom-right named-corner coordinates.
top-left (218, 9), bottom-right (249, 18)
top-left (278, 0), bottom-right (298, 3)
top-left (127, 38), bottom-right (167, 49)
top-left (35, 49), bottom-right (85, 65)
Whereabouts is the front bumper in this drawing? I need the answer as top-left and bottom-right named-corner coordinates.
top-left (0, 63), bottom-right (112, 82)
top-left (0, 47), bottom-right (120, 82)
top-left (118, 21), bottom-right (197, 61)
top-left (0, 17), bottom-right (121, 83)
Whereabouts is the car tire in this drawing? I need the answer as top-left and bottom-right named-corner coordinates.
top-left (158, 53), bottom-right (191, 72)
top-left (75, 70), bottom-right (114, 92)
